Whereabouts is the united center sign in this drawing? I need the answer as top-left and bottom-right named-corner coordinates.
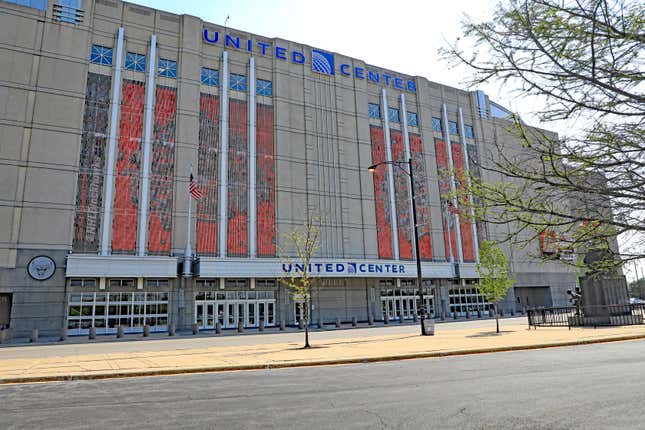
top-left (202, 28), bottom-right (417, 92)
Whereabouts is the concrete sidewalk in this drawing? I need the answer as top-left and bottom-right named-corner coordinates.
top-left (2, 318), bottom-right (645, 384)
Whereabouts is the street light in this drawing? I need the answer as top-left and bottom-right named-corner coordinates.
top-left (368, 158), bottom-right (431, 336)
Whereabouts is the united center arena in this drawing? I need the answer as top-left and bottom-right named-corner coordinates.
top-left (0, 0), bottom-right (578, 337)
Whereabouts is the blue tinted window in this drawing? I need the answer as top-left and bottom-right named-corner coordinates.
top-left (368, 103), bottom-right (380, 119)
top-left (388, 107), bottom-right (400, 123)
top-left (3, 0), bottom-right (48, 11)
top-left (406, 112), bottom-right (418, 127)
top-left (124, 52), bottom-right (146, 72)
top-left (464, 125), bottom-right (475, 139)
top-left (230, 73), bottom-right (247, 91)
top-left (201, 67), bottom-right (219, 86)
top-left (431, 117), bottom-right (442, 132)
top-left (448, 121), bottom-right (459, 135)
top-left (490, 102), bottom-right (513, 119)
top-left (256, 79), bottom-right (272, 96)
top-left (89, 45), bottom-right (113, 66)
top-left (158, 58), bottom-right (177, 78)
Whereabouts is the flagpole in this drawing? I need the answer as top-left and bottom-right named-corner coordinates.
top-left (183, 167), bottom-right (193, 277)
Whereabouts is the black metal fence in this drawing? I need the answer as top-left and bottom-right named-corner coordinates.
top-left (528, 303), bottom-right (645, 328)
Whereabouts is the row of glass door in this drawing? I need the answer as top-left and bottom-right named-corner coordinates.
top-left (195, 299), bottom-right (276, 329)
top-left (381, 294), bottom-right (435, 321)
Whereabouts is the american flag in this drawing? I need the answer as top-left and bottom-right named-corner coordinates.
top-left (189, 173), bottom-right (202, 200)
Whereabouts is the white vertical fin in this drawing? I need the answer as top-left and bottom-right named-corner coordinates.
top-left (382, 88), bottom-right (399, 260)
top-left (458, 107), bottom-right (480, 263)
top-left (249, 57), bottom-right (257, 258)
top-left (219, 51), bottom-right (229, 258)
top-left (138, 34), bottom-right (157, 256)
top-left (442, 103), bottom-right (463, 263)
top-left (101, 27), bottom-right (125, 256)
top-left (400, 93), bottom-right (415, 260)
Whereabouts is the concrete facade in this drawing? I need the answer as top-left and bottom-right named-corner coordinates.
top-left (0, 0), bottom-right (577, 337)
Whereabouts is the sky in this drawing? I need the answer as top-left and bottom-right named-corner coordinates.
top-left (129, 0), bottom-right (522, 107)
top-left (129, 0), bottom-right (562, 128)
top-left (128, 0), bottom-right (642, 282)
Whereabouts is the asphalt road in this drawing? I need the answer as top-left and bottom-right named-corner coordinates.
top-left (2, 339), bottom-right (645, 430)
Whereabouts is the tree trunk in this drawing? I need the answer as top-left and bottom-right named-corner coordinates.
top-left (304, 300), bottom-right (310, 348)
top-left (495, 302), bottom-right (500, 333)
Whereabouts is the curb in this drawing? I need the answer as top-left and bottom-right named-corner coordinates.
top-left (3, 333), bottom-right (645, 384)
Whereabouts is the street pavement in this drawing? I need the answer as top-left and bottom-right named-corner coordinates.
top-left (2, 339), bottom-right (645, 429)
top-left (3, 317), bottom-right (645, 383)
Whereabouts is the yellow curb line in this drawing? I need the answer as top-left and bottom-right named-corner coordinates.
top-left (3, 332), bottom-right (645, 385)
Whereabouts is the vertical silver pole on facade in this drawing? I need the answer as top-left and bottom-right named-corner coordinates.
top-left (400, 93), bottom-right (415, 259)
top-left (442, 103), bottom-right (464, 263)
top-left (458, 107), bottom-right (480, 263)
top-left (218, 51), bottom-right (229, 258)
top-left (249, 57), bottom-right (256, 258)
top-left (382, 88), bottom-right (399, 260)
top-left (101, 27), bottom-right (124, 256)
top-left (138, 34), bottom-right (157, 257)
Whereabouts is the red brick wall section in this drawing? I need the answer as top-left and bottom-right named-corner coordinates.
top-left (451, 142), bottom-right (475, 261)
top-left (256, 103), bottom-right (276, 257)
top-left (410, 133), bottom-right (433, 259)
top-left (227, 99), bottom-right (249, 256)
top-left (112, 80), bottom-right (145, 253)
top-left (434, 139), bottom-right (458, 261)
top-left (370, 126), bottom-right (393, 259)
top-left (390, 130), bottom-right (413, 259)
top-left (196, 94), bottom-right (220, 255)
top-left (147, 86), bottom-right (176, 254)
top-left (73, 73), bottom-right (111, 252)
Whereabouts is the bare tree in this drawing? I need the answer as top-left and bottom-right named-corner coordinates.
top-left (278, 216), bottom-right (321, 348)
top-left (441, 0), bottom-right (644, 272)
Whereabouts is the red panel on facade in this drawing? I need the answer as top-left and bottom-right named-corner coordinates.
top-left (434, 139), bottom-right (458, 261)
top-left (451, 142), bottom-right (475, 261)
top-left (147, 86), bottom-right (176, 254)
top-left (196, 94), bottom-right (220, 255)
top-left (73, 73), bottom-right (111, 252)
top-left (227, 99), bottom-right (248, 256)
top-left (390, 130), bottom-right (413, 259)
top-left (256, 103), bottom-right (276, 257)
top-left (370, 126), bottom-right (393, 259)
top-left (410, 134), bottom-right (433, 259)
top-left (112, 80), bottom-right (144, 253)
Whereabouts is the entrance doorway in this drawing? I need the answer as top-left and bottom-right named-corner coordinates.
top-left (0, 293), bottom-right (12, 329)
top-left (195, 290), bottom-right (276, 329)
top-left (380, 288), bottom-right (434, 321)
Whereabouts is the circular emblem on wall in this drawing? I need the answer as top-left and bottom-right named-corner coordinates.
top-left (27, 255), bottom-right (56, 281)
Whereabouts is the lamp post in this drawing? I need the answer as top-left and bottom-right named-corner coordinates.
top-left (368, 158), bottom-right (430, 336)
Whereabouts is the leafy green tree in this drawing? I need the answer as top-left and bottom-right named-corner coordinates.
top-left (477, 241), bottom-right (516, 333)
top-left (278, 216), bottom-right (321, 348)
top-left (442, 0), bottom-right (644, 273)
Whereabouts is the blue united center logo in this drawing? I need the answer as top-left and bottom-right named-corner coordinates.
top-left (311, 49), bottom-right (334, 75)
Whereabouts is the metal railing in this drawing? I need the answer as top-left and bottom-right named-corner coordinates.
top-left (528, 303), bottom-right (645, 328)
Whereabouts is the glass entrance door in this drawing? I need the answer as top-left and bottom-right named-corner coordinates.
top-left (195, 291), bottom-right (276, 329)
top-left (381, 288), bottom-right (435, 320)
